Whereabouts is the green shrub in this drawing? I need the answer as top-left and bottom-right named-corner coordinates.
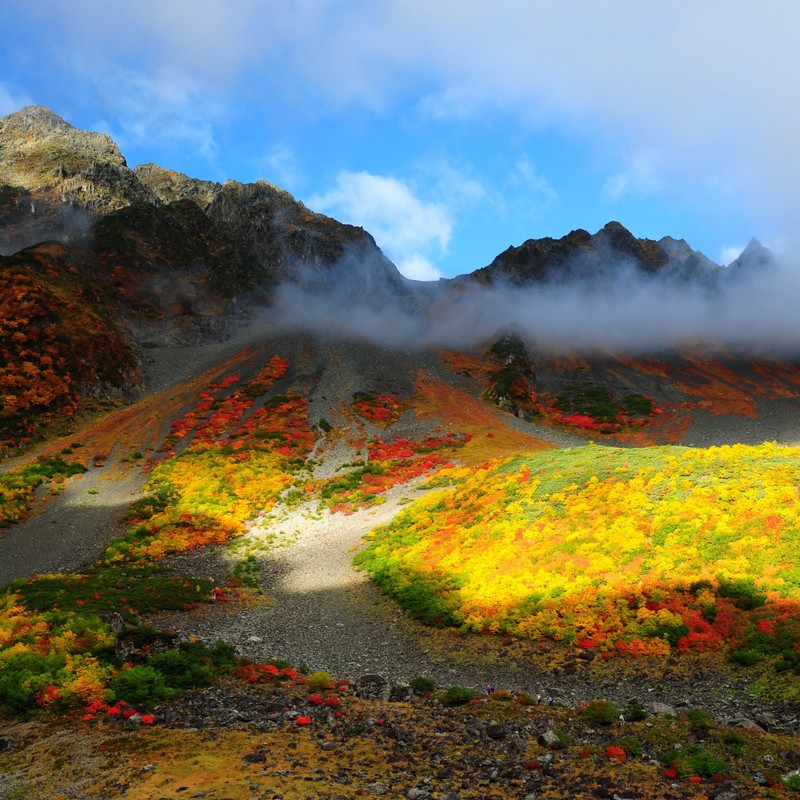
top-left (624, 702), bottom-right (648, 722)
top-left (580, 699), bottom-right (621, 726)
top-left (409, 676), bottom-right (436, 694)
top-left (721, 731), bottom-right (745, 756)
top-left (550, 730), bottom-right (570, 750)
top-left (784, 774), bottom-right (800, 791)
top-left (687, 708), bottom-right (714, 731)
top-left (622, 394), bottom-right (653, 416)
top-left (716, 576), bottom-right (766, 610)
top-left (146, 649), bottom-right (215, 690)
top-left (556, 385), bottom-right (618, 423)
top-left (442, 686), bottom-right (476, 707)
top-left (728, 649), bottom-right (763, 667)
top-left (684, 747), bottom-right (728, 778)
top-left (109, 665), bottom-right (173, 705)
top-left (306, 671), bottom-right (334, 692)
top-left (615, 735), bottom-right (644, 758)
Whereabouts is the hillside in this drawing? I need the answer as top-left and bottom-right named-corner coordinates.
top-left (3, 106), bottom-right (800, 798)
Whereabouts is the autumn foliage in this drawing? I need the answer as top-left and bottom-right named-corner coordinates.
top-left (0, 254), bottom-right (138, 449)
top-left (356, 442), bottom-right (800, 663)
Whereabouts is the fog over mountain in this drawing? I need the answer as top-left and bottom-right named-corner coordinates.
top-left (2, 105), bottom-right (798, 356)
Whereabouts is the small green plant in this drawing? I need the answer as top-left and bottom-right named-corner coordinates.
top-left (721, 730), bottom-right (745, 756)
top-left (230, 555), bottom-right (261, 589)
top-left (784, 774), bottom-right (800, 792)
top-left (716, 576), bottom-right (766, 610)
top-left (441, 686), bottom-right (476, 707)
top-left (306, 671), bottom-right (334, 692)
top-left (317, 418), bottom-right (333, 433)
top-left (409, 676), bottom-right (436, 694)
top-left (550, 730), bottom-right (570, 750)
top-left (580, 699), bottom-right (621, 726)
top-left (684, 746), bottom-right (728, 778)
top-left (624, 702), bottom-right (648, 722)
top-left (615, 735), bottom-right (644, 758)
top-left (687, 708), bottom-right (714, 731)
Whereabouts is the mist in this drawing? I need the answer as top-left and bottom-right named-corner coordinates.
top-left (0, 198), bottom-right (94, 256)
top-left (265, 246), bottom-right (800, 356)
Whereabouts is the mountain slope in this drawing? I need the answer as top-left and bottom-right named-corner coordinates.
top-left (0, 106), bottom-right (408, 297)
top-left (462, 220), bottom-right (722, 287)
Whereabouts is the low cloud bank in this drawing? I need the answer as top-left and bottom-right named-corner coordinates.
top-left (265, 248), bottom-right (800, 356)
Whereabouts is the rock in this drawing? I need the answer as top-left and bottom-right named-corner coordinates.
top-left (355, 674), bottom-right (391, 701)
top-left (755, 712), bottom-right (778, 730)
top-left (486, 723), bottom-right (508, 740)
top-left (708, 782), bottom-right (741, 800)
top-left (407, 790), bottom-right (432, 800)
top-left (646, 702), bottom-right (676, 717)
top-left (242, 752), bottom-right (267, 764)
top-left (537, 730), bottom-right (562, 748)
top-left (577, 648), bottom-right (597, 661)
top-left (365, 782), bottom-right (388, 796)
top-left (441, 794), bottom-right (461, 800)
top-left (389, 683), bottom-right (413, 702)
top-left (100, 612), bottom-right (127, 632)
top-left (734, 719), bottom-right (765, 733)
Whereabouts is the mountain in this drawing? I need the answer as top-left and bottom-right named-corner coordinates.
top-left (4, 109), bottom-right (800, 798)
top-left (726, 236), bottom-right (780, 273)
top-left (462, 220), bottom-right (722, 287)
top-left (0, 106), bottom-right (408, 300)
top-left (0, 105), bottom-right (793, 453)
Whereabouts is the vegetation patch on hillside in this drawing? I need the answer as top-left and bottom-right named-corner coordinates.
top-left (0, 456), bottom-right (86, 526)
top-left (315, 434), bottom-right (470, 513)
top-left (0, 257), bottom-right (139, 451)
top-left (356, 442), bottom-right (800, 663)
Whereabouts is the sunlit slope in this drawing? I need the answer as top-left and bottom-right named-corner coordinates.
top-left (356, 443), bottom-right (800, 663)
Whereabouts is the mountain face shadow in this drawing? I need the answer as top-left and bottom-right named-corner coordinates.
top-left (0, 469), bottom-right (145, 588)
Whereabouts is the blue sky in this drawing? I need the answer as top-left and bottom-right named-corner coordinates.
top-left (0, 1), bottom-right (796, 280)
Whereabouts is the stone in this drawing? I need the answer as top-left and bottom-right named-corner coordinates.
top-left (407, 790), bottom-right (432, 800)
top-left (735, 719), bottom-right (765, 733)
top-left (537, 730), bottom-right (562, 748)
top-left (355, 674), bottom-right (391, 701)
top-left (365, 782), bottom-right (388, 796)
top-left (708, 782), bottom-right (741, 800)
top-left (486, 723), bottom-right (507, 740)
top-left (242, 752), bottom-right (267, 764)
top-left (646, 702), bottom-right (676, 717)
top-left (389, 682), bottom-right (413, 702)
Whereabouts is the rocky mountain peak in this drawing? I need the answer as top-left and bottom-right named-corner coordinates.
top-left (464, 221), bottom-right (709, 287)
top-left (2, 104), bottom-right (77, 132)
top-left (727, 236), bottom-right (779, 273)
top-left (0, 105), bottom-right (141, 210)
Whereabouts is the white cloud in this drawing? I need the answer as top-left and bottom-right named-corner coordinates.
top-left (396, 254), bottom-right (445, 281)
top-left (310, 171), bottom-right (452, 280)
top-left (259, 144), bottom-right (303, 190)
top-left (0, 83), bottom-right (32, 116)
top-left (85, 65), bottom-right (219, 162)
top-left (512, 157), bottom-right (557, 200)
top-left (720, 245), bottom-right (745, 265)
top-left (602, 152), bottom-right (662, 202)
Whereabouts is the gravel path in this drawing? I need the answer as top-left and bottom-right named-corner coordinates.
top-left (153, 486), bottom-right (800, 730)
top-left (0, 466), bottom-right (145, 587)
top-left (156, 485), bottom-right (565, 692)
